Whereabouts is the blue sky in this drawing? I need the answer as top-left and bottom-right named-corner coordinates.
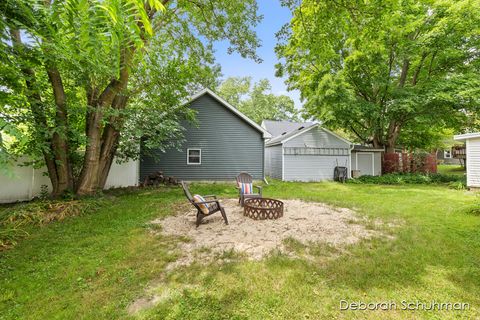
top-left (212, 1), bottom-right (302, 108)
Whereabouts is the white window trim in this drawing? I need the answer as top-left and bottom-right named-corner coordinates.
top-left (444, 149), bottom-right (452, 159)
top-left (187, 148), bottom-right (202, 165)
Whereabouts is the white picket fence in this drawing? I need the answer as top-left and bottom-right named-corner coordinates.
top-left (0, 159), bottom-right (139, 203)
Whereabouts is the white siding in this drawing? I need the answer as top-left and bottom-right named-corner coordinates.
top-left (0, 158), bottom-right (139, 203)
top-left (265, 145), bottom-right (283, 179)
top-left (283, 154), bottom-right (350, 182)
top-left (466, 138), bottom-right (480, 187)
top-left (282, 127), bottom-right (351, 181)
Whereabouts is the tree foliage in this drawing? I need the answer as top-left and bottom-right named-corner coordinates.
top-left (0, 0), bottom-right (261, 195)
top-left (276, 0), bottom-right (480, 152)
top-left (216, 77), bottom-right (299, 124)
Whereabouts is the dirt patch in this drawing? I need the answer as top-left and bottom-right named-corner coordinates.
top-left (151, 199), bottom-right (384, 269)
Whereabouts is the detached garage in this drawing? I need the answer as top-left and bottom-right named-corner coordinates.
top-left (263, 122), bottom-right (353, 181)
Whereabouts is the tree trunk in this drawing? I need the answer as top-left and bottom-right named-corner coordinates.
top-left (385, 121), bottom-right (401, 153)
top-left (46, 66), bottom-right (74, 194)
top-left (97, 95), bottom-right (129, 189)
top-left (76, 46), bottom-right (134, 195)
top-left (398, 59), bottom-right (410, 87)
top-left (75, 107), bottom-right (104, 195)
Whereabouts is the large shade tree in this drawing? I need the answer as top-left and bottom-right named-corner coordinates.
top-left (217, 77), bottom-right (299, 124)
top-left (276, 0), bottom-right (480, 152)
top-left (0, 0), bottom-right (261, 195)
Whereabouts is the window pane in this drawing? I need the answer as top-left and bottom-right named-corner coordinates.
top-left (188, 156), bottom-right (200, 163)
top-left (189, 150), bottom-right (200, 156)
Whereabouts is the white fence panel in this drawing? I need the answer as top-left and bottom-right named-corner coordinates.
top-left (105, 159), bottom-right (140, 189)
top-left (0, 159), bottom-right (139, 203)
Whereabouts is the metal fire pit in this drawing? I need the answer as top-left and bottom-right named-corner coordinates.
top-left (243, 198), bottom-right (284, 220)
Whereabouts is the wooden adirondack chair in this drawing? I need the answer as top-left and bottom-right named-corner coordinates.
top-left (181, 181), bottom-right (228, 227)
top-left (236, 172), bottom-right (262, 207)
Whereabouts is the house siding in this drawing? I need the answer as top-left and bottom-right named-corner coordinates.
top-left (466, 138), bottom-right (480, 187)
top-left (283, 154), bottom-right (350, 181)
top-left (281, 126), bottom-right (351, 181)
top-left (140, 94), bottom-right (264, 181)
top-left (265, 145), bottom-right (283, 179)
top-left (436, 150), bottom-right (462, 165)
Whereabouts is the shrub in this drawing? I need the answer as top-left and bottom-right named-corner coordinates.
top-left (347, 172), bottom-right (466, 187)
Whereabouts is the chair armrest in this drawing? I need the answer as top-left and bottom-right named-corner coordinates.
top-left (255, 185), bottom-right (262, 196)
top-left (196, 199), bottom-right (220, 205)
top-left (203, 195), bottom-right (217, 199)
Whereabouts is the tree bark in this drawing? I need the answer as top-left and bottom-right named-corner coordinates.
top-left (385, 121), bottom-right (401, 153)
top-left (76, 48), bottom-right (133, 195)
top-left (46, 66), bottom-right (74, 193)
top-left (411, 53), bottom-right (427, 86)
top-left (97, 95), bottom-right (129, 189)
top-left (398, 59), bottom-right (410, 87)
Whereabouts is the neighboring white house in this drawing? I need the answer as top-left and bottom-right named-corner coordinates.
top-left (454, 132), bottom-right (479, 188)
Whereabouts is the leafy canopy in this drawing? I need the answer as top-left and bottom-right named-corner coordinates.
top-left (216, 77), bottom-right (299, 124)
top-left (277, 0), bottom-right (480, 150)
top-left (0, 0), bottom-right (262, 171)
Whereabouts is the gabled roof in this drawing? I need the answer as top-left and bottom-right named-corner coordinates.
top-left (265, 122), bottom-right (352, 147)
top-left (266, 122), bottom-right (317, 146)
top-left (187, 88), bottom-right (272, 138)
top-left (261, 120), bottom-right (314, 138)
top-left (454, 132), bottom-right (480, 141)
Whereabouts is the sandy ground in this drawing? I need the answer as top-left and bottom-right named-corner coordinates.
top-left (151, 198), bottom-right (382, 269)
top-left (129, 199), bottom-right (387, 314)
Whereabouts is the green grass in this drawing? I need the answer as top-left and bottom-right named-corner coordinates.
top-left (1, 182), bottom-right (479, 319)
top-left (438, 164), bottom-right (466, 177)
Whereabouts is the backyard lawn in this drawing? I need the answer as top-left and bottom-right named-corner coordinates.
top-left (1, 181), bottom-right (479, 319)
top-left (438, 164), bottom-right (466, 177)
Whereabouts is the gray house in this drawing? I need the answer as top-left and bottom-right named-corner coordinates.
top-left (140, 89), bottom-right (271, 181)
top-left (263, 121), bottom-right (353, 181)
top-left (262, 121), bottom-right (383, 181)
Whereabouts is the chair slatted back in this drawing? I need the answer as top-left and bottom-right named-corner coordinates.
top-left (236, 172), bottom-right (253, 186)
top-left (181, 181), bottom-right (194, 203)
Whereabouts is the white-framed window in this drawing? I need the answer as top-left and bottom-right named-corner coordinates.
top-left (187, 148), bottom-right (201, 165)
top-left (444, 149), bottom-right (452, 159)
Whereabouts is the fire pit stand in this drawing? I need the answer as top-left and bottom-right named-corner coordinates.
top-left (243, 198), bottom-right (284, 220)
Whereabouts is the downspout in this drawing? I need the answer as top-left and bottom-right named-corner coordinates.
top-left (348, 144), bottom-right (354, 179)
top-left (262, 136), bottom-right (268, 184)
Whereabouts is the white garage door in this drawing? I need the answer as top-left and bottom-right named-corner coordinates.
top-left (283, 155), bottom-right (350, 181)
top-left (357, 153), bottom-right (374, 176)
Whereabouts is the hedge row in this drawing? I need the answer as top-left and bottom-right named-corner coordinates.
top-left (348, 172), bottom-right (466, 186)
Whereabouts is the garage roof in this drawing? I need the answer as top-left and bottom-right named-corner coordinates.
top-left (454, 132), bottom-right (480, 141)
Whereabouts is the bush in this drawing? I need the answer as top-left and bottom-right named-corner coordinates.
top-left (347, 172), bottom-right (466, 187)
